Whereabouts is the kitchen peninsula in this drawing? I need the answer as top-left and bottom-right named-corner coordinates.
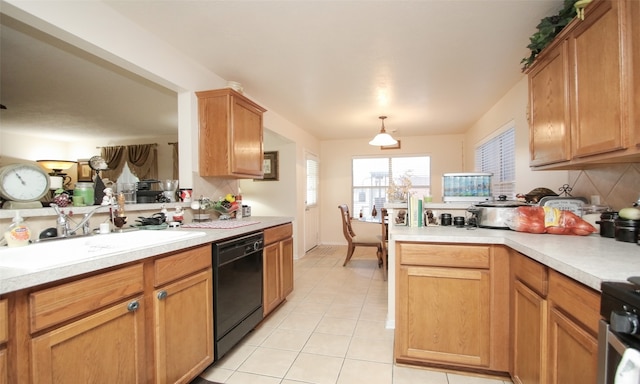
top-left (387, 217), bottom-right (639, 381)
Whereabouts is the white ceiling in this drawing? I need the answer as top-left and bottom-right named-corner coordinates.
top-left (0, 1), bottom-right (564, 142)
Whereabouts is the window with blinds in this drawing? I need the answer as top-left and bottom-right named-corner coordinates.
top-left (352, 156), bottom-right (430, 217)
top-left (306, 156), bottom-right (318, 207)
top-left (475, 124), bottom-right (516, 199)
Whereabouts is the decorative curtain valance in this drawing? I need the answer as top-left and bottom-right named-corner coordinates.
top-left (168, 142), bottom-right (179, 180)
top-left (100, 143), bottom-right (158, 182)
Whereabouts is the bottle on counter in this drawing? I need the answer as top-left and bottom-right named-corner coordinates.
top-left (236, 188), bottom-right (243, 220)
top-left (371, 205), bottom-right (377, 218)
top-left (4, 211), bottom-right (31, 247)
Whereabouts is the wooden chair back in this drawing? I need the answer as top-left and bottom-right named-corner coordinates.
top-left (338, 204), bottom-right (356, 241)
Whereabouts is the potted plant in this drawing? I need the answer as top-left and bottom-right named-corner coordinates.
top-left (521, 0), bottom-right (579, 71)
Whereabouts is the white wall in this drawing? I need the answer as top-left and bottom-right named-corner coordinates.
top-left (464, 76), bottom-right (568, 193)
top-left (3, 1), bottom-right (320, 259)
top-left (320, 134), bottom-right (465, 245)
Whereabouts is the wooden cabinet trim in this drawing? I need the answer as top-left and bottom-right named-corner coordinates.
top-left (29, 264), bottom-right (144, 333)
top-left (512, 253), bottom-right (548, 296)
top-left (0, 300), bottom-right (7, 344)
top-left (154, 245), bottom-right (211, 287)
top-left (548, 269), bottom-right (600, 335)
top-left (398, 242), bottom-right (490, 269)
top-left (264, 223), bottom-right (293, 245)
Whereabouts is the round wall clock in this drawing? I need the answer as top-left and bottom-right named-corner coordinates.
top-left (0, 163), bottom-right (50, 209)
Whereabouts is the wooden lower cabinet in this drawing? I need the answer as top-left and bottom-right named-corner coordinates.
top-left (31, 296), bottom-right (147, 383)
top-left (510, 252), bottom-right (600, 384)
top-left (511, 252), bottom-right (548, 384)
top-left (0, 298), bottom-right (7, 384)
top-left (6, 244), bottom-right (214, 384)
top-left (512, 280), bottom-right (547, 384)
top-left (153, 270), bottom-right (213, 384)
top-left (397, 265), bottom-right (491, 366)
top-left (547, 270), bottom-right (599, 384)
top-left (395, 243), bottom-right (509, 374)
top-left (263, 224), bottom-right (294, 316)
top-left (153, 244), bottom-right (214, 384)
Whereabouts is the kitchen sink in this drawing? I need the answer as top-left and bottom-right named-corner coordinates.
top-left (0, 230), bottom-right (206, 270)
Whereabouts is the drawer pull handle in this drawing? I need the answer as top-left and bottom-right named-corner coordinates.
top-left (157, 290), bottom-right (168, 300)
top-left (127, 301), bottom-right (140, 312)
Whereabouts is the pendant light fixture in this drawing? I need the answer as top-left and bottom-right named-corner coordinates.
top-left (368, 116), bottom-right (398, 146)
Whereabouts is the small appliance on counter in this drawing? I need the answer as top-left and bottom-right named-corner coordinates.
top-left (442, 173), bottom-right (493, 203)
top-left (136, 180), bottom-right (161, 203)
top-left (469, 195), bottom-right (530, 229)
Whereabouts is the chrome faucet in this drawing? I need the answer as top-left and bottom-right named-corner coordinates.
top-left (50, 204), bottom-right (106, 237)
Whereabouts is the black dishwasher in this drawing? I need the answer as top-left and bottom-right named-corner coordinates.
top-left (212, 231), bottom-right (264, 360)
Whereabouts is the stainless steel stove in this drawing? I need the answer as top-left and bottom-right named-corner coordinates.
top-left (598, 277), bottom-right (640, 383)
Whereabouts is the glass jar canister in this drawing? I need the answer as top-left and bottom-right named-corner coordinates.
top-left (73, 182), bottom-right (95, 206)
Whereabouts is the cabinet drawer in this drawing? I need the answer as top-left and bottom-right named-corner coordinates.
top-left (398, 242), bottom-right (490, 269)
top-left (0, 299), bottom-right (7, 344)
top-left (154, 245), bottom-right (211, 287)
top-left (29, 264), bottom-right (143, 333)
top-left (264, 223), bottom-right (293, 245)
top-left (512, 253), bottom-right (548, 296)
top-left (548, 269), bottom-right (600, 335)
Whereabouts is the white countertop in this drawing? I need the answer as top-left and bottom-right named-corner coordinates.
top-left (0, 216), bottom-right (292, 295)
top-left (390, 225), bottom-right (640, 291)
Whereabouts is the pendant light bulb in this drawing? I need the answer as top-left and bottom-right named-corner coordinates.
top-left (369, 116), bottom-right (398, 146)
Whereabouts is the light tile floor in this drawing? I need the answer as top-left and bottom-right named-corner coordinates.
top-left (200, 245), bottom-right (512, 384)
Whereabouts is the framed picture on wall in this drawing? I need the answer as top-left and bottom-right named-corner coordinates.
top-left (77, 159), bottom-right (93, 182)
top-left (257, 151), bottom-right (279, 181)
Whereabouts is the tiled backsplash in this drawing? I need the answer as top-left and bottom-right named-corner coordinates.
top-left (568, 163), bottom-right (640, 210)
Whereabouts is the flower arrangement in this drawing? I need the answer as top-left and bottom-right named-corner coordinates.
top-left (388, 171), bottom-right (413, 202)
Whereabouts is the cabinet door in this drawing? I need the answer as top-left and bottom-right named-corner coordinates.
top-left (547, 307), bottom-right (598, 384)
top-left (154, 269), bottom-right (213, 384)
top-left (631, 0), bottom-right (640, 148)
top-left (569, 0), bottom-right (626, 158)
top-left (281, 237), bottom-right (294, 298)
top-left (512, 280), bottom-right (547, 384)
top-left (31, 297), bottom-right (146, 384)
top-left (396, 265), bottom-right (491, 367)
top-left (529, 40), bottom-right (571, 166)
top-left (0, 298), bottom-right (5, 384)
top-left (230, 96), bottom-right (264, 177)
top-left (263, 242), bottom-right (282, 316)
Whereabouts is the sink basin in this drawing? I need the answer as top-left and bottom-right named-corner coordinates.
top-left (0, 230), bottom-right (206, 270)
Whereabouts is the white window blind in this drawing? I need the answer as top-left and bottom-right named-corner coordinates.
top-left (352, 156), bottom-right (430, 217)
top-left (306, 156), bottom-right (318, 207)
top-left (475, 125), bottom-right (516, 199)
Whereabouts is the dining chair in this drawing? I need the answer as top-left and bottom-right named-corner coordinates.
top-left (380, 208), bottom-right (389, 281)
top-left (338, 204), bottom-right (382, 267)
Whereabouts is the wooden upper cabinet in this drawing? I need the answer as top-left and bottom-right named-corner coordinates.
top-left (569, 0), bottom-right (626, 158)
top-left (527, 0), bottom-right (640, 168)
top-left (197, 88), bottom-right (267, 178)
top-left (528, 39), bottom-right (571, 166)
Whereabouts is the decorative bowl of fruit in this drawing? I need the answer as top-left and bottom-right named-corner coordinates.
top-left (211, 194), bottom-right (240, 220)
